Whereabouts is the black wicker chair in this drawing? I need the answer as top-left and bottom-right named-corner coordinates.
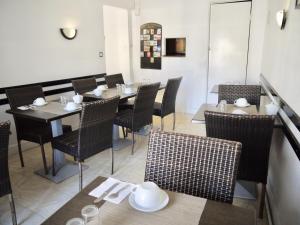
top-left (6, 86), bottom-right (72, 174)
top-left (145, 130), bottom-right (241, 204)
top-left (72, 77), bottom-right (97, 94)
top-left (0, 121), bottom-right (17, 225)
top-left (153, 77), bottom-right (182, 130)
top-left (105, 74), bottom-right (124, 88)
top-left (52, 96), bottom-right (120, 191)
top-left (204, 111), bottom-right (274, 218)
top-left (218, 85), bottom-right (261, 106)
top-left (114, 83), bottom-right (160, 155)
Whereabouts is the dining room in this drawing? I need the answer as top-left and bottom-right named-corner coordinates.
top-left (0, 0), bottom-right (300, 225)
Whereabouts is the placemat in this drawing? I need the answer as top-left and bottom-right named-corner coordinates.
top-left (100, 191), bottom-right (207, 225)
top-left (32, 102), bottom-right (79, 115)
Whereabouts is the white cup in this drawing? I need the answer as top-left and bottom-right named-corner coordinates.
top-left (132, 182), bottom-right (164, 209)
top-left (265, 103), bottom-right (279, 115)
top-left (73, 94), bottom-right (83, 104)
top-left (93, 88), bottom-right (102, 96)
top-left (234, 98), bottom-right (248, 107)
top-left (65, 102), bottom-right (77, 111)
top-left (33, 97), bottom-right (46, 106)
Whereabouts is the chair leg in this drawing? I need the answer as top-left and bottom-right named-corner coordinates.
top-left (173, 113), bottom-right (176, 131)
top-left (122, 127), bottom-right (126, 139)
top-left (111, 148), bottom-right (114, 175)
top-left (8, 194), bottom-right (17, 225)
top-left (40, 143), bottom-right (48, 175)
top-left (79, 162), bottom-right (83, 191)
top-left (258, 183), bottom-right (266, 219)
top-left (131, 132), bottom-right (135, 155)
top-left (17, 140), bottom-right (24, 167)
top-left (161, 118), bottom-right (164, 130)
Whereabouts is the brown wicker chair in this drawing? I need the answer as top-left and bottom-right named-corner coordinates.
top-left (0, 121), bottom-right (17, 225)
top-left (105, 74), bottom-right (124, 88)
top-left (72, 77), bottom-right (97, 94)
top-left (204, 111), bottom-right (274, 217)
top-left (52, 96), bottom-right (120, 191)
top-left (145, 130), bottom-right (241, 204)
top-left (153, 77), bottom-right (182, 130)
top-left (114, 83), bottom-right (160, 155)
top-left (218, 85), bottom-right (261, 106)
top-left (5, 86), bottom-right (72, 174)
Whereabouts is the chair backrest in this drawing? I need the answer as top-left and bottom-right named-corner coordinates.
top-left (204, 111), bottom-right (274, 184)
top-left (72, 77), bottom-right (97, 94)
top-left (6, 85), bottom-right (44, 110)
top-left (6, 86), bottom-right (47, 135)
top-left (0, 121), bottom-right (12, 197)
top-left (77, 96), bottom-right (120, 160)
top-left (145, 130), bottom-right (241, 204)
top-left (105, 74), bottom-right (124, 88)
top-left (132, 83), bottom-right (160, 131)
top-left (218, 85), bottom-right (261, 106)
top-left (161, 77), bottom-right (182, 116)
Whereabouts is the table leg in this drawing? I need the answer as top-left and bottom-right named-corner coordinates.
top-left (112, 125), bottom-right (134, 151)
top-left (35, 119), bottom-right (88, 183)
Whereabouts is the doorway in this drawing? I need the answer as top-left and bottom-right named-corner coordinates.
top-left (206, 1), bottom-right (252, 104)
top-left (103, 5), bottom-right (131, 82)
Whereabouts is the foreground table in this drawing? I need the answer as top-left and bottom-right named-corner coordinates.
top-left (42, 177), bottom-right (255, 225)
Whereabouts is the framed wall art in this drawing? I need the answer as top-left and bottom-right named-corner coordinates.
top-left (140, 23), bottom-right (162, 70)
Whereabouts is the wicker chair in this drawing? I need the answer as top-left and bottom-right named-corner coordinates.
top-left (204, 111), bottom-right (274, 218)
top-left (145, 130), bottom-right (241, 204)
top-left (218, 85), bottom-right (261, 106)
top-left (153, 77), bottom-right (182, 130)
top-left (114, 83), bottom-right (160, 155)
top-left (5, 86), bottom-right (72, 174)
top-left (72, 77), bottom-right (97, 94)
top-left (52, 96), bottom-right (120, 191)
top-left (0, 121), bottom-right (17, 225)
top-left (105, 74), bottom-right (124, 88)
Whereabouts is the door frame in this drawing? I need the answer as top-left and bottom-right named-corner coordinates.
top-left (205, 0), bottom-right (253, 103)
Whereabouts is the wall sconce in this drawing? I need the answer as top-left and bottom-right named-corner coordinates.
top-left (60, 28), bottom-right (77, 40)
top-left (276, 10), bottom-right (287, 30)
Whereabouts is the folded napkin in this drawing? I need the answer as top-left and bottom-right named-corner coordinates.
top-left (232, 109), bottom-right (248, 115)
top-left (17, 106), bottom-right (30, 111)
top-left (89, 177), bottom-right (135, 204)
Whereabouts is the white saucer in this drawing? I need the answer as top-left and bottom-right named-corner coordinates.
top-left (234, 103), bottom-right (250, 108)
top-left (64, 106), bottom-right (80, 112)
top-left (33, 102), bottom-right (48, 107)
top-left (128, 191), bottom-right (169, 213)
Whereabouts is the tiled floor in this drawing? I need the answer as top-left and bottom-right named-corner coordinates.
top-left (0, 113), bottom-right (268, 225)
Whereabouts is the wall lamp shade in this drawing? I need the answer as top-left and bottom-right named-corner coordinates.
top-left (60, 28), bottom-right (77, 40)
top-left (276, 10), bottom-right (287, 30)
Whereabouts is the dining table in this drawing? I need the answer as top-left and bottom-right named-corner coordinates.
top-left (6, 83), bottom-right (165, 183)
top-left (41, 176), bottom-right (256, 225)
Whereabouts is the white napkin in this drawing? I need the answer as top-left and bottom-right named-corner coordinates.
top-left (17, 106), bottom-right (30, 110)
top-left (232, 109), bottom-right (248, 115)
top-left (89, 177), bottom-right (135, 204)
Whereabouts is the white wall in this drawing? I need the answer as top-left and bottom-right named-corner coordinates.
top-left (0, 0), bottom-right (133, 152)
top-left (131, 0), bottom-right (268, 114)
top-left (261, 0), bottom-right (300, 116)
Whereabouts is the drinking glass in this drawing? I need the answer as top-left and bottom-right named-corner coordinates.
top-left (81, 205), bottom-right (100, 225)
top-left (60, 96), bottom-right (67, 105)
top-left (65, 218), bottom-right (84, 225)
top-left (219, 100), bottom-right (227, 112)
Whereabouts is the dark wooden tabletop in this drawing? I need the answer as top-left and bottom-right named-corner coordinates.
top-left (6, 83), bottom-right (166, 123)
top-left (41, 176), bottom-right (255, 225)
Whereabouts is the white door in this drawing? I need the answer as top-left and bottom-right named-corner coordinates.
top-left (103, 5), bottom-right (131, 82)
top-left (207, 2), bottom-right (251, 104)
